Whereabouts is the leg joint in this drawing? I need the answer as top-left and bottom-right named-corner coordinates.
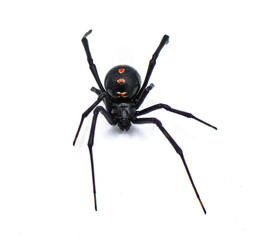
top-left (93, 106), bottom-right (103, 114)
top-left (87, 140), bottom-right (93, 148)
top-left (151, 118), bottom-right (163, 127)
top-left (156, 103), bottom-right (172, 110)
top-left (176, 147), bottom-right (183, 156)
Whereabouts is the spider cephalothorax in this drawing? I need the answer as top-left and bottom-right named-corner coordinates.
top-left (73, 29), bottom-right (217, 214)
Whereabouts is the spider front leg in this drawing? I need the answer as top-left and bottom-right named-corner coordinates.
top-left (135, 34), bottom-right (169, 101)
top-left (82, 30), bottom-right (105, 92)
top-left (131, 117), bottom-right (207, 214)
top-left (87, 106), bottom-right (116, 211)
top-left (136, 103), bottom-right (217, 130)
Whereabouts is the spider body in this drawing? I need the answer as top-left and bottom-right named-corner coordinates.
top-left (73, 30), bottom-right (217, 213)
top-left (103, 65), bottom-right (141, 131)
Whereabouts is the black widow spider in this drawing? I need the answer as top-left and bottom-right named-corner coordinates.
top-left (73, 30), bottom-right (217, 214)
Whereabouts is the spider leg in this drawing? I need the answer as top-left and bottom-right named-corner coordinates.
top-left (136, 34), bottom-right (169, 101)
top-left (82, 30), bottom-right (105, 92)
top-left (131, 117), bottom-right (207, 214)
top-left (88, 106), bottom-right (116, 211)
top-left (73, 93), bottom-right (106, 146)
top-left (134, 83), bottom-right (155, 109)
top-left (91, 86), bottom-right (102, 96)
top-left (136, 103), bottom-right (217, 130)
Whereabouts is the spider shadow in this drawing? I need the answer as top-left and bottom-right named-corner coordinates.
top-left (105, 124), bottom-right (147, 140)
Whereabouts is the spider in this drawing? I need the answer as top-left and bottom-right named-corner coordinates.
top-left (73, 30), bottom-right (217, 214)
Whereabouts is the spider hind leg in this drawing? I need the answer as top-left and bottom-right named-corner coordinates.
top-left (131, 117), bottom-right (207, 214)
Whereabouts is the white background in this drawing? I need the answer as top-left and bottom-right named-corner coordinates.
top-left (0, 0), bottom-right (253, 239)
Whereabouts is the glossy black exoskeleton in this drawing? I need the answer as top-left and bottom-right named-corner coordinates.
top-left (73, 30), bottom-right (217, 214)
top-left (104, 65), bottom-right (141, 131)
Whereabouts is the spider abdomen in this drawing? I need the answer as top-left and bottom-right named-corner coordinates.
top-left (104, 65), bottom-right (141, 101)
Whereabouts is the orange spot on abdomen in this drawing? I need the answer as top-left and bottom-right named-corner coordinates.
top-left (118, 68), bottom-right (125, 73)
top-left (117, 79), bottom-right (125, 83)
top-left (116, 92), bottom-right (128, 97)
